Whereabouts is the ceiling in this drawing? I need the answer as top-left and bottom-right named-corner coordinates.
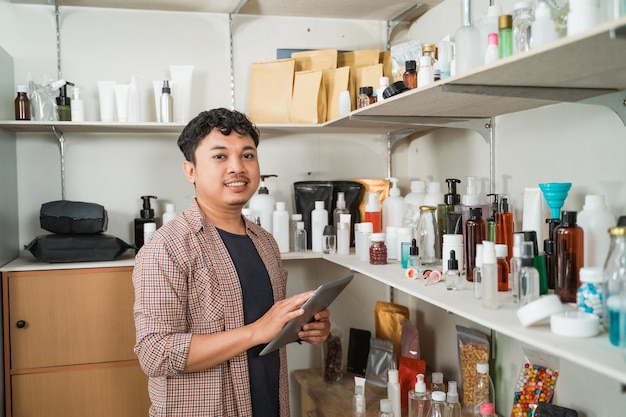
top-left (11, 0), bottom-right (442, 21)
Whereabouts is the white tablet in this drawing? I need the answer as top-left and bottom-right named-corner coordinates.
top-left (259, 274), bottom-right (354, 356)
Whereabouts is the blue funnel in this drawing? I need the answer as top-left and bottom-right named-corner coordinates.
top-left (539, 182), bottom-right (572, 219)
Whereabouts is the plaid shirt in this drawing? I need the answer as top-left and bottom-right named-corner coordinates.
top-left (133, 199), bottom-right (289, 417)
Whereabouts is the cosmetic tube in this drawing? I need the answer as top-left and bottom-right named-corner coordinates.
top-left (170, 65), bottom-right (194, 123)
top-left (114, 84), bottom-right (130, 122)
top-left (97, 81), bottom-right (117, 122)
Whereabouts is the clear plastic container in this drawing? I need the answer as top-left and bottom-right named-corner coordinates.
top-left (513, 1), bottom-right (534, 53)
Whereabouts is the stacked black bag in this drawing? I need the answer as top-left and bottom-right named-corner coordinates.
top-left (25, 200), bottom-right (133, 263)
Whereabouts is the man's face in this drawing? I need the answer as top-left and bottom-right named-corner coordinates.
top-left (183, 130), bottom-right (260, 212)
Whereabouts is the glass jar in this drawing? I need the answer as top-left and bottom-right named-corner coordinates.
top-left (416, 205), bottom-right (439, 265)
top-left (604, 226), bottom-right (626, 345)
top-left (369, 233), bottom-right (388, 265)
top-left (577, 266), bottom-right (604, 322)
top-left (357, 86), bottom-right (370, 109)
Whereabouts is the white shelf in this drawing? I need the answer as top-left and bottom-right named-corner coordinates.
top-left (320, 253), bottom-right (626, 385)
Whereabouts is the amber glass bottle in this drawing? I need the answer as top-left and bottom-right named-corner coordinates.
top-left (554, 211), bottom-right (584, 303)
top-left (403, 60), bottom-right (417, 89)
top-left (495, 196), bottom-right (514, 262)
top-left (465, 207), bottom-right (487, 280)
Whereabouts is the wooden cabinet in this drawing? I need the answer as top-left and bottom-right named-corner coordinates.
top-left (2, 265), bottom-right (150, 417)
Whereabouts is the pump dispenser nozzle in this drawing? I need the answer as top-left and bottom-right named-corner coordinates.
top-left (387, 177), bottom-right (401, 197)
top-left (258, 174), bottom-right (278, 194)
top-left (140, 195), bottom-right (158, 218)
top-left (444, 178), bottom-right (461, 205)
top-left (415, 374), bottom-right (427, 393)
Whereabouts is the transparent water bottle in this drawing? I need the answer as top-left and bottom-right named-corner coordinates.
top-left (513, 1), bottom-right (534, 54)
top-left (295, 221), bottom-right (307, 253)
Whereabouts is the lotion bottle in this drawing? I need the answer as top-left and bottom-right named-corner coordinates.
top-left (337, 213), bottom-right (351, 255)
top-left (311, 201), bottom-right (329, 253)
top-left (134, 195), bottom-right (157, 252)
top-left (408, 373), bottom-right (430, 417)
top-left (577, 194), bottom-right (615, 267)
top-left (387, 369), bottom-right (401, 417)
top-left (162, 203), bottom-right (177, 225)
top-left (353, 376), bottom-right (366, 417)
top-left (383, 177), bottom-right (404, 231)
top-left (248, 174), bottom-right (277, 232)
top-left (272, 201), bottom-right (290, 253)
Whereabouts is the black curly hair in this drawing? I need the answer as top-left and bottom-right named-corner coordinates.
top-left (177, 108), bottom-right (260, 164)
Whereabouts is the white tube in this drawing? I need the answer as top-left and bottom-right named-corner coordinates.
top-left (153, 80), bottom-right (163, 122)
top-left (114, 84), bottom-right (130, 122)
top-left (522, 187), bottom-right (544, 244)
top-left (97, 81), bottom-right (117, 122)
top-left (169, 65), bottom-right (194, 123)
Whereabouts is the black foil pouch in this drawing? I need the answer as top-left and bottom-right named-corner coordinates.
top-left (26, 234), bottom-right (133, 263)
top-left (536, 402), bottom-right (578, 417)
top-left (347, 328), bottom-right (371, 376)
top-left (40, 200), bottom-right (108, 234)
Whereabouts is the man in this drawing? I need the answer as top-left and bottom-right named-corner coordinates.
top-left (133, 108), bottom-right (331, 416)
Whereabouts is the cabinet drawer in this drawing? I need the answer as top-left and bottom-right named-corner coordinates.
top-left (11, 363), bottom-right (150, 417)
top-left (6, 267), bottom-right (137, 369)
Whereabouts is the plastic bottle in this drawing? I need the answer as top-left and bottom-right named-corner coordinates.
top-left (290, 213), bottom-right (303, 252)
top-left (311, 201), bottom-right (329, 253)
top-left (474, 243), bottom-right (483, 298)
top-left (15, 84), bottom-right (31, 121)
top-left (510, 232), bottom-right (524, 303)
top-left (369, 233), bottom-right (388, 265)
top-left (523, 230), bottom-right (549, 295)
top-left (159, 80), bottom-right (173, 123)
top-left (383, 177), bottom-right (404, 231)
top-left (442, 234), bottom-right (464, 274)
top-left (333, 191), bottom-right (350, 235)
top-left (478, 3), bottom-right (503, 59)
top-left (532, 1), bottom-right (559, 49)
top-left (519, 241), bottom-right (540, 305)
top-left (481, 241), bottom-right (499, 309)
top-left (445, 381), bottom-right (462, 417)
top-left (162, 203), bottom-right (177, 225)
top-left (387, 369), bottom-right (401, 417)
top-left (353, 376), bottom-right (366, 417)
top-left (437, 41), bottom-right (453, 79)
top-left (143, 222), bottom-right (157, 245)
top-left (403, 60), bottom-right (418, 89)
top-left (135, 195), bottom-right (157, 252)
top-left (248, 174), bottom-right (277, 232)
top-left (295, 221), bottom-right (307, 253)
top-left (424, 181), bottom-right (444, 207)
top-left (444, 249), bottom-right (463, 290)
top-left (544, 218), bottom-right (561, 290)
top-left (365, 191), bottom-right (382, 233)
top-left (498, 15), bottom-right (514, 58)
top-left (454, 0), bottom-right (482, 74)
top-left (56, 83), bottom-right (72, 121)
top-left (554, 211), bottom-right (584, 303)
top-left (604, 224), bottom-right (626, 341)
top-left (430, 371), bottom-right (445, 394)
top-left (577, 266), bottom-right (604, 323)
top-left (416, 206), bottom-right (440, 265)
top-left (379, 399), bottom-right (393, 417)
top-left (337, 213), bottom-right (351, 256)
top-left (376, 77), bottom-right (390, 102)
top-left (495, 244), bottom-right (509, 292)
top-left (408, 374), bottom-right (430, 417)
top-left (495, 195), bottom-right (514, 262)
top-left (465, 207), bottom-right (487, 279)
top-left (397, 227), bottom-right (414, 264)
top-left (568, 0), bottom-right (600, 36)
top-left (359, 222), bottom-right (374, 261)
top-left (513, 1), bottom-right (535, 54)
top-left (404, 180), bottom-right (426, 226)
top-left (128, 76), bottom-right (142, 123)
top-left (473, 362), bottom-right (495, 413)
top-left (484, 32), bottom-right (499, 64)
top-left (273, 201), bottom-right (290, 253)
top-left (425, 390), bottom-right (446, 417)
top-left (418, 55), bottom-right (434, 87)
top-left (386, 226), bottom-right (398, 260)
top-left (456, 176), bottom-right (489, 239)
top-left (70, 86), bottom-right (84, 122)
top-left (577, 194), bottom-right (615, 267)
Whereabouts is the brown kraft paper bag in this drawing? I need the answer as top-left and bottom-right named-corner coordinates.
top-left (337, 49), bottom-right (380, 110)
top-left (324, 66), bottom-right (350, 121)
top-left (290, 69), bottom-right (327, 124)
top-left (249, 58), bottom-right (295, 124)
top-left (291, 49), bottom-right (338, 72)
top-left (355, 63), bottom-right (383, 99)
top-left (374, 300), bottom-right (410, 366)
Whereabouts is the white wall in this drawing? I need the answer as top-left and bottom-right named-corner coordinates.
top-left (2, 0), bottom-right (626, 415)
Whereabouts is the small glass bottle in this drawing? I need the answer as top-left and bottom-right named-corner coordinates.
top-left (379, 399), bottom-right (393, 417)
top-left (495, 244), bottom-right (509, 292)
top-left (554, 211), bottom-right (584, 303)
top-left (510, 232), bottom-right (524, 303)
top-left (416, 205), bottom-right (439, 265)
top-left (544, 218), bottom-right (561, 290)
top-left (498, 14), bottom-right (513, 58)
top-left (426, 390), bottom-right (446, 417)
top-left (465, 207), bottom-right (487, 279)
top-left (445, 249), bottom-right (463, 291)
top-left (577, 266), bottom-right (604, 323)
top-left (322, 224), bottom-right (336, 254)
top-left (519, 241), bottom-right (540, 306)
top-left (290, 213), bottom-right (303, 252)
top-left (473, 362), bottom-right (495, 414)
top-left (369, 233), bottom-right (388, 265)
top-left (454, 0), bottom-right (482, 74)
top-left (403, 60), bottom-right (418, 89)
top-left (15, 85), bottom-right (31, 121)
top-left (513, 1), bottom-right (534, 54)
top-left (295, 221), bottom-right (307, 253)
top-left (474, 243), bottom-right (483, 299)
top-left (430, 371), bottom-right (445, 393)
top-left (357, 86), bottom-right (370, 109)
top-left (604, 224), bottom-right (626, 344)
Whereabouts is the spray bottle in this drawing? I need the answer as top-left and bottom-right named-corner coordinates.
top-left (134, 195), bottom-right (157, 252)
top-left (382, 177), bottom-right (404, 231)
top-left (248, 174), bottom-right (277, 232)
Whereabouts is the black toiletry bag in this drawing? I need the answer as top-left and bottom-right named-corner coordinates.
top-left (40, 200), bottom-right (108, 234)
top-left (25, 234), bottom-right (133, 263)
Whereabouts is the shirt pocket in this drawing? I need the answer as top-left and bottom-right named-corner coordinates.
top-left (188, 266), bottom-right (225, 334)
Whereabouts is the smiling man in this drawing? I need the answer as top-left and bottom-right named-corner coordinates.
top-left (132, 108), bottom-right (331, 417)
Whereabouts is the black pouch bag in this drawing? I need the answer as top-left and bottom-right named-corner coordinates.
top-left (40, 200), bottom-right (108, 234)
top-left (26, 234), bottom-right (133, 263)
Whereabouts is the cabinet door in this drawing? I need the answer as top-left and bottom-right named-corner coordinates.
top-left (12, 364), bottom-right (150, 417)
top-left (7, 267), bottom-right (137, 369)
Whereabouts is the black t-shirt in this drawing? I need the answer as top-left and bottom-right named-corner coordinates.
top-left (217, 229), bottom-right (280, 417)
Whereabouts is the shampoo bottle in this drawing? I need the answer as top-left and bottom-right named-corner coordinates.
top-left (577, 194), bottom-right (615, 267)
top-left (135, 195), bottom-right (157, 252)
top-left (383, 177), bottom-right (404, 231)
top-left (248, 174), bottom-right (277, 232)
top-left (311, 201), bottom-right (329, 253)
top-left (272, 201), bottom-right (290, 253)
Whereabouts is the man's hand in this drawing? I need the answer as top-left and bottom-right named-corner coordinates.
top-left (298, 309), bottom-right (331, 344)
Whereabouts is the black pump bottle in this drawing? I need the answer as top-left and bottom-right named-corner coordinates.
top-left (134, 195), bottom-right (157, 252)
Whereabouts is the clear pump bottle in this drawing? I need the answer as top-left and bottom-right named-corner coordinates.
top-left (408, 374), bottom-right (430, 417)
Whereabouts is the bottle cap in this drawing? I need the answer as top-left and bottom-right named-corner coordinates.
top-left (411, 180), bottom-right (426, 193)
top-left (296, 221), bottom-right (305, 230)
top-left (419, 55), bottom-right (432, 67)
top-left (480, 402), bottom-right (496, 415)
top-left (370, 233), bottom-right (386, 242)
top-left (140, 195), bottom-right (157, 218)
top-left (415, 374), bottom-right (426, 393)
top-left (446, 380), bottom-right (459, 403)
top-left (482, 241), bottom-right (496, 264)
top-left (447, 249), bottom-right (459, 270)
top-left (488, 32), bottom-right (499, 46)
top-left (323, 225), bottom-right (334, 236)
top-left (379, 76), bottom-right (389, 87)
top-left (444, 178), bottom-right (461, 205)
top-left (388, 368), bottom-right (399, 383)
top-left (469, 207), bottom-right (483, 219)
top-left (410, 238), bottom-right (419, 256)
top-left (380, 399), bottom-right (392, 412)
top-left (499, 14), bottom-right (513, 29)
top-left (143, 222), bottom-right (156, 233)
top-left (495, 244), bottom-right (508, 258)
top-left (516, 294), bottom-right (564, 327)
top-left (560, 211), bottom-right (578, 227)
top-left (512, 232), bottom-right (524, 257)
top-left (359, 86), bottom-right (369, 94)
top-left (388, 177), bottom-right (401, 197)
top-left (579, 266), bottom-right (604, 283)
top-left (360, 222), bottom-right (373, 233)
top-left (405, 60), bottom-right (417, 71)
top-left (382, 80), bottom-right (410, 99)
top-left (535, 1), bottom-right (551, 18)
top-left (276, 201), bottom-right (286, 211)
top-left (514, 1), bottom-right (532, 10)
top-left (462, 176), bottom-right (479, 205)
top-left (292, 213), bottom-right (303, 221)
top-left (475, 243), bottom-right (483, 267)
top-left (550, 311), bottom-right (600, 338)
top-left (521, 241), bottom-right (535, 266)
top-left (16, 84), bottom-right (28, 93)
top-left (161, 79), bottom-right (171, 93)
top-left (315, 201), bottom-right (325, 210)
top-left (432, 371), bottom-right (443, 384)
top-left (522, 230), bottom-right (539, 255)
top-left (165, 203), bottom-right (175, 213)
top-left (431, 391), bottom-right (446, 401)
top-left (583, 194), bottom-right (607, 210)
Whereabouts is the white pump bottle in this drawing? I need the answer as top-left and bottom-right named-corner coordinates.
top-left (382, 177), bottom-right (404, 231)
top-left (248, 174), bottom-right (277, 232)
